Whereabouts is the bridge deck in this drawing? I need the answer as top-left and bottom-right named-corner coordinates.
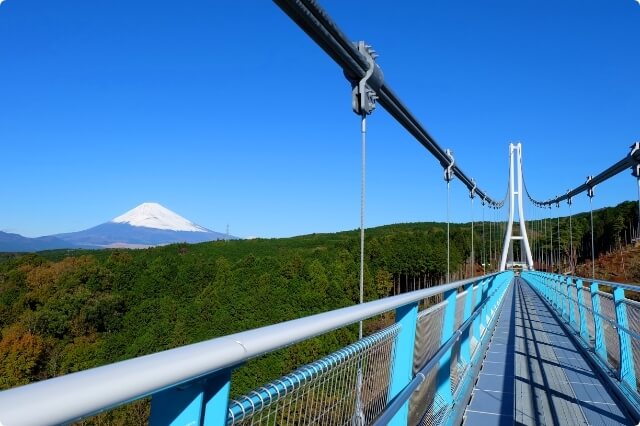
top-left (463, 278), bottom-right (634, 425)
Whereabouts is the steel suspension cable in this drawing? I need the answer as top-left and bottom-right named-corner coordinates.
top-left (444, 151), bottom-right (454, 282)
top-left (482, 201), bottom-right (486, 274)
top-left (587, 176), bottom-right (596, 279)
top-left (489, 210), bottom-right (493, 271)
top-left (590, 198), bottom-right (595, 279)
top-left (544, 210), bottom-right (548, 270)
top-left (447, 182), bottom-right (451, 282)
top-left (568, 200), bottom-right (574, 273)
top-left (470, 193), bottom-right (475, 277)
top-left (358, 115), bottom-right (366, 340)
top-left (636, 170), bottom-right (640, 242)
top-left (524, 143), bottom-right (640, 207)
top-left (557, 212), bottom-right (561, 271)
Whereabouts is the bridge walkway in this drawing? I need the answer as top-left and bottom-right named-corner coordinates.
top-left (463, 277), bottom-right (634, 425)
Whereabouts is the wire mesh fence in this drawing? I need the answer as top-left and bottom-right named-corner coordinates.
top-left (226, 278), bottom-right (505, 426)
top-left (409, 302), bottom-right (446, 425)
top-left (227, 324), bottom-right (399, 425)
top-left (581, 287), bottom-right (595, 341)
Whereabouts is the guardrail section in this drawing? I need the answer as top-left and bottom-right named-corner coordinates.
top-left (522, 271), bottom-right (640, 418)
top-left (0, 271), bottom-right (514, 426)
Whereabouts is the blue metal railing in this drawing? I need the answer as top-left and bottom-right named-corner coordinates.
top-left (522, 271), bottom-right (640, 419)
top-left (0, 271), bottom-right (514, 426)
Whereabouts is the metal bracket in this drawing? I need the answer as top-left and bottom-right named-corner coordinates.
top-left (351, 41), bottom-right (379, 116)
top-left (566, 190), bottom-right (572, 206)
top-left (444, 149), bottom-right (455, 182)
top-left (470, 179), bottom-right (477, 199)
top-left (630, 143), bottom-right (640, 181)
top-left (630, 142), bottom-right (640, 162)
top-left (586, 176), bottom-right (595, 198)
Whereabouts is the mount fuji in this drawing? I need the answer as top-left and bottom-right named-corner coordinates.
top-left (0, 203), bottom-right (235, 252)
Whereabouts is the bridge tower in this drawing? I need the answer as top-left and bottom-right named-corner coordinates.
top-left (500, 143), bottom-right (534, 271)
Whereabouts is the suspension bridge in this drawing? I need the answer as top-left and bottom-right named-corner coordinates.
top-left (2, 1), bottom-right (640, 425)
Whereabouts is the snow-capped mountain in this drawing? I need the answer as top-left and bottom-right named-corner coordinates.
top-left (53, 203), bottom-right (234, 248)
top-left (0, 203), bottom-right (235, 252)
top-left (111, 203), bottom-right (210, 232)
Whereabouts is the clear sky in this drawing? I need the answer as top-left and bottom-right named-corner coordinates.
top-left (1, 0), bottom-right (639, 238)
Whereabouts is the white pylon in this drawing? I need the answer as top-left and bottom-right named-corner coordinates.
top-left (500, 143), bottom-right (534, 271)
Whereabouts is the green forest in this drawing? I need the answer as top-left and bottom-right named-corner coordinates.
top-left (0, 201), bottom-right (637, 423)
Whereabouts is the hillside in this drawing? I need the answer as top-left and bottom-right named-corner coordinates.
top-left (0, 221), bottom-right (479, 424)
top-left (0, 200), bottom-right (637, 424)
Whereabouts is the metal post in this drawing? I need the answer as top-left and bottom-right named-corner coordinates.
top-left (436, 289), bottom-right (458, 405)
top-left (480, 277), bottom-right (492, 331)
top-left (150, 370), bottom-right (232, 426)
top-left (387, 302), bottom-right (419, 425)
top-left (590, 282), bottom-right (607, 360)
top-left (560, 276), bottom-right (568, 320)
top-left (472, 279), bottom-right (486, 344)
top-left (460, 283), bottom-right (475, 363)
top-left (613, 287), bottom-right (637, 388)
top-left (567, 277), bottom-right (576, 327)
top-left (576, 279), bottom-right (589, 341)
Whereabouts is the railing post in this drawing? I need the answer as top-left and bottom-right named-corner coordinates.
top-left (576, 279), bottom-right (589, 341)
top-left (435, 288), bottom-right (459, 406)
top-left (460, 282), bottom-right (475, 364)
top-left (388, 302), bottom-right (419, 425)
top-left (545, 275), bottom-right (552, 303)
top-left (590, 282), bottom-right (608, 361)
top-left (472, 278), bottom-right (488, 345)
top-left (555, 276), bottom-right (561, 312)
top-left (561, 276), bottom-right (568, 319)
top-left (613, 287), bottom-right (637, 388)
top-left (567, 277), bottom-right (575, 327)
top-left (480, 278), bottom-right (490, 333)
top-left (150, 369), bottom-right (232, 426)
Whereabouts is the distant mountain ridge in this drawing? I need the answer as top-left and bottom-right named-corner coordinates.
top-left (1, 203), bottom-right (235, 252)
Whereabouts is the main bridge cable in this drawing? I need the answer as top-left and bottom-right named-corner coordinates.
top-left (273, 0), bottom-right (504, 208)
top-left (525, 143), bottom-right (640, 207)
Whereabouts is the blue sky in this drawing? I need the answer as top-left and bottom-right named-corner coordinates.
top-left (1, 0), bottom-right (639, 238)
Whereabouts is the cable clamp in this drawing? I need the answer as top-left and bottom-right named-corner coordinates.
top-left (351, 42), bottom-right (380, 116)
top-left (470, 179), bottom-right (477, 198)
top-left (586, 176), bottom-right (595, 198)
top-left (444, 149), bottom-right (455, 182)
